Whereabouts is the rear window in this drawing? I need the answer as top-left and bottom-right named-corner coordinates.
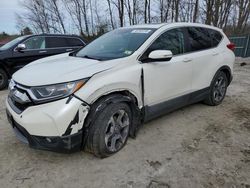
top-left (208, 29), bottom-right (223, 47)
top-left (46, 37), bottom-right (68, 48)
top-left (66, 38), bottom-right (84, 46)
top-left (187, 27), bottom-right (212, 52)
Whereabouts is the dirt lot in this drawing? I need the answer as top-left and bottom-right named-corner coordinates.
top-left (0, 58), bottom-right (250, 188)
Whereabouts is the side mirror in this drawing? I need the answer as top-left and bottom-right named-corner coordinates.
top-left (16, 43), bottom-right (26, 52)
top-left (148, 50), bottom-right (173, 61)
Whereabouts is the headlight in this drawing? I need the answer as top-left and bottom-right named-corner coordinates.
top-left (8, 79), bottom-right (15, 90)
top-left (30, 79), bottom-right (87, 103)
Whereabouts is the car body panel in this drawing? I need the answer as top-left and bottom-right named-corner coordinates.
top-left (13, 54), bottom-right (121, 86)
top-left (74, 54), bottom-right (144, 108)
top-left (6, 96), bottom-right (89, 136)
top-left (142, 53), bottom-right (193, 106)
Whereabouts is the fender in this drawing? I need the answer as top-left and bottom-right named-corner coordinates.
top-left (0, 61), bottom-right (11, 78)
top-left (84, 85), bottom-right (143, 108)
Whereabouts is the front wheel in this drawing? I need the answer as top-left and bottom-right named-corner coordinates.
top-left (86, 102), bottom-right (132, 158)
top-left (204, 71), bottom-right (228, 106)
top-left (0, 69), bottom-right (8, 90)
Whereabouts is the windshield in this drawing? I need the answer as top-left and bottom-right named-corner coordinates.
top-left (0, 36), bottom-right (26, 51)
top-left (76, 28), bottom-right (156, 61)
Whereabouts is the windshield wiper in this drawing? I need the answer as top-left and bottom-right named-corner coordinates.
top-left (82, 55), bottom-right (102, 61)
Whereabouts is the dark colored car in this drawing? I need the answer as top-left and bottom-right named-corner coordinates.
top-left (0, 34), bottom-right (85, 90)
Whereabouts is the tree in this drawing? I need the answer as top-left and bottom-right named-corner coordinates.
top-left (21, 27), bottom-right (33, 35)
top-left (236, 0), bottom-right (250, 33)
top-left (17, 0), bottom-right (67, 34)
top-left (63, 0), bottom-right (87, 36)
top-left (45, 0), bottom-right (67, 33)
top-left (16, 0), bottom-right (250, 37)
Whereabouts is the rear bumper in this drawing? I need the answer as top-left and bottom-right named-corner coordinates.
top-left (6, 109), bottom-right (82, 153)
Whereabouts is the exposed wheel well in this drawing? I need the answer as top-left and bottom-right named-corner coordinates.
top-left (82, 91), bottom-right (142, 149)
top-left (91, 90), bottom-right (139, 107)
top-left (221, 69), bottom-right (231, 84)
top-left (217, 66), bottom-right (232, 85)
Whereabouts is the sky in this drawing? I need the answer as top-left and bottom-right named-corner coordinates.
top-left (0, 0), bottom-right (24, 34)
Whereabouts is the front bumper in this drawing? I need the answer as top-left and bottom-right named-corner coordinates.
top-left (6, 109), bottom-right (82, 153)
top-left (6, 96), bottom-right (90, 153)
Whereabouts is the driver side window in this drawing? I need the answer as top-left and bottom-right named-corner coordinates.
top-left (23, 37), bottom-right (46, 50)
top-left (147, 28), bottom-right (185, 55)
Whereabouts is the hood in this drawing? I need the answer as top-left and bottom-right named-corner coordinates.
top-left (13, 53), bottom-right (118, 86)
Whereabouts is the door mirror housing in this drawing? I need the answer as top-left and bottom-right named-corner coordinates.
top-left (148, 50), bottom-right (173, 62)
top-left (16, 44), bottom-right (26, 52)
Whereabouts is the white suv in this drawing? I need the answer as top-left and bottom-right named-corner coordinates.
top-left (6, 23), bottom-right (235, 157)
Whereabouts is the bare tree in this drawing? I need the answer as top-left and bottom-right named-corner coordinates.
top-left (236, 0), bottom-right (250, 33)
top-left (63, 0), bottom-right (90, 36)
top-left (83, 0), bottom-right (90, 36)
top-left (125, 0), bottom-right (139, 25)
top-left (117, 0), bottom-right (125, 27)
top-left (44, 0), bottom-right (66, 33)
top-left (18, 0), bottom-right (50, 33)
top-left (107, 0), bottom-right (115, 29)
top-left (193, 0), bottom-right (199, 22)
top-left (89, 0), bottom-right (95, 34)
top-left (16, 0), bottom-right (250, 36)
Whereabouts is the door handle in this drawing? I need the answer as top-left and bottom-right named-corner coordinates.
top-left (39, 50), bottom-right (47, 53)
top-left (183, 58), bottom-right (192, 62)
top-left (66, 49), bottom-right (73, 52)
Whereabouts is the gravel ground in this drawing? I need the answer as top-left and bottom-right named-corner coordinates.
top-left (0, 58), bottom-right (250, 188)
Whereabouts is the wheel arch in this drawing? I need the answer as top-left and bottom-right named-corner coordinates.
top-left (0, 62), bottom-right (10, 78)
top-left (82, 90), bottom-right (142, 150)
top-left (215, 65), bottom-right (233, 86)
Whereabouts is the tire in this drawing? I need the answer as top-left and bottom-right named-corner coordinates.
top-left (0, 69), bottom-right (8, 90)
top-left (86, 101), bottom-right (132, 158)
top-left (204, 71), bottom-right (228, 106)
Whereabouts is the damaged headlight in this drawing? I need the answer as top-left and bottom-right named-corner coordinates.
top-left (30, 79), bottom-right (88, 103)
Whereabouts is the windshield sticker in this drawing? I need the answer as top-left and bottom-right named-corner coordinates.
top-left (131, 30), bottom-right (152, 34)
top-left (124, 50), bottom-right (133, 55)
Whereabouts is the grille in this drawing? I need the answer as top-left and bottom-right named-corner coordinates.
top-left (8, 88), bottom-right (33, 114)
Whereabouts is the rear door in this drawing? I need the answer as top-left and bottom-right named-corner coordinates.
top-left (45, 36), bottom-right (69, 55)
top-left (10, 36), bottom-right (48, 73)
top-left (185, 27), bottom-right (223, 91)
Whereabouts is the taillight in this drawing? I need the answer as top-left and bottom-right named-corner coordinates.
top-left (227, 43), bottom-right (235, 51)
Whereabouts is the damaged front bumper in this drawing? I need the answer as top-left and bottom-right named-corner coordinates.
top-left (6, 96), bottom-right (90, 153)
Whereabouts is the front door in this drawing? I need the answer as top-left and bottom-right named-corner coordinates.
top-left (10, 36), bottom-right (48, 74)
top-left (142, 28), bottom-right (193, 119)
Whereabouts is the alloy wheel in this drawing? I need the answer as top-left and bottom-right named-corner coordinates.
top-left (105, 109), bottom-right (130, 152)
top-left (213, 76), bottom-right (226, 102)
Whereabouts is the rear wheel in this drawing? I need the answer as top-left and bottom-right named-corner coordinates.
top-left (204, 71), bottom-right (228, 106)
top-left (86, 102), bottom-right (132, 158)
top-left (0, 69), bottom-right (8, 90)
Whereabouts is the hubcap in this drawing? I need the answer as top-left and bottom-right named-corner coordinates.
top-left (105, 109), bottom-right (130, 152)
top-left (213, 76), bottom-right (226, 102)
